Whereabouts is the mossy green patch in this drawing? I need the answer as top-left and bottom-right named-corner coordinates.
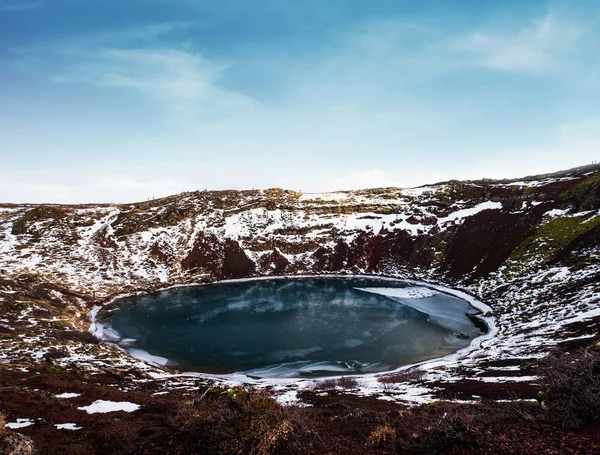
top-left (537, 216), bottom-right (600, 248)
top-left (523, 186), bottom-right (539, 196)
top-left (561, 172), bottom-right (600, 210)
top-left (505, 214), bottom-right (600, 277)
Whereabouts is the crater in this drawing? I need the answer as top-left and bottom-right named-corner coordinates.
top-left (101, 277), bottom-right (489, 378)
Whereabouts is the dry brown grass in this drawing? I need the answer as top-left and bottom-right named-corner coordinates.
top-left (365, 425), bottom-right (397, 448)
top-left (176, 387), bottom-right (313, 455)
top-left (378, 367), bottom-right (425, 384)
top-left (394, 402), bottom-right (480, 453)
top-left (318, 376), bottom-right (358, 390)
top-left (0, 412), bottom-right (6, 439)
top-left (537, 346), bottom-right (600, 428)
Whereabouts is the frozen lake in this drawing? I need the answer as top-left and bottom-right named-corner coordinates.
top-left (106, 277), bottom-right (485, 378)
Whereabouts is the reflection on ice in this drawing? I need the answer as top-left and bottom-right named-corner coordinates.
top-left (107, 277), bottom-right (486, 378)
top-left (244, 359), bottom-right (382, 379)
top-left (355, 287), bottom-right (480, 335)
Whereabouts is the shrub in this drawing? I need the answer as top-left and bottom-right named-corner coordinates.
top-left (365, 425), bottom-right (396, 448)
top-left (176, 387), bottom-right (312, 455)
top-left (537, 346), bottom-right (600, 427)
top-left (318, 376), bottom-right (357, 390)
top-left (379, 368), bottom-right (425, 384)
top-left (0, 413), bottom-right (6, 439)
top-left (394, 402), bottom-right (480, 454)
top-left (335, 376), bottom-right (358, 389)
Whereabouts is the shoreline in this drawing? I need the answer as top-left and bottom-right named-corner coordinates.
top-left (88, 274), bottom-right (496, 389)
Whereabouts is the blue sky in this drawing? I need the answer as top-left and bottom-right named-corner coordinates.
top-left (1, 0), bottom-right (599, 203)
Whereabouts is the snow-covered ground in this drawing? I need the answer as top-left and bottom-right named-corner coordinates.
top-left (0, 165), bottom-right (599, 404)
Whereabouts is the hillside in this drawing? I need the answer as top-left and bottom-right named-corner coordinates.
top-left (1, 164), bottom-right (599, 454)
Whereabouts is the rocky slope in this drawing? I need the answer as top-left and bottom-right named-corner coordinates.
top-left (1, 164), bottom-right (600, 453)
top-left (1, 165), bottom-right (598, 291)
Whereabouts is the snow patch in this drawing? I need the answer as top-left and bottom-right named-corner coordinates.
top-left (354, 286), bottom-right (439, 299)
top-left (55, 393), bottom-right (81, 399)
top-left (127, 348), bottom-right (170, 366)
top-left (78, 400), bottom-right (140, 414)
top-left (6, 418), bottom-right (34, 429)
top-left (439, 201), bottom-right (502, 226)
top-left (545, 208), bottom-right (570, 217)
top-left (274, 390), bottom-right (299, 405)
top-left (55, 423), bottom-right (82, 431)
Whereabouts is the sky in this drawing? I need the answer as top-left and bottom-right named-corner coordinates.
top-left (1, 0), bottom-right (600, 203)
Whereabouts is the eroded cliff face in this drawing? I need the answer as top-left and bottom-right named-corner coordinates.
top-left (1, 165), bottom-right (599, 295)
top-left (0, 165), bottom-right (599, 396)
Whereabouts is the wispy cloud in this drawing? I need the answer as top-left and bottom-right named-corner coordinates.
top-left (56, 48), bottom-right (224, 103)
top-left (3, 5), bottom-right (600, 203)
top-left (454, 14), bottom-right (584, 72)
top-left (56, 47), bottom-right (257, 116)
top-left (13, 21), bottom-right (258, 116)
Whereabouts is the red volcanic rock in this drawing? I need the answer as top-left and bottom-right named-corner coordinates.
top-left (221, 239), bottom-right (256, 279)
top-left (332, 239), bottom-right (351, 271)
top-left (309, 240), bottom-right (356, 272)
top-left (257, 249), bottom-right (290, 275)
top-left (380, 229), bottom-right (415, 264)
top-left (182, 234), bottom-right (255, 279)
top-left (181, 232), bottom-right (223, 275)
top-left (307, 229), bottom-right (441, 275)
top-left (310, 246), bottom-right (332, 272)
top-left (348, 231), bottom-right (383, 272)
top-left (440, 208), bottom-right (543, 281)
